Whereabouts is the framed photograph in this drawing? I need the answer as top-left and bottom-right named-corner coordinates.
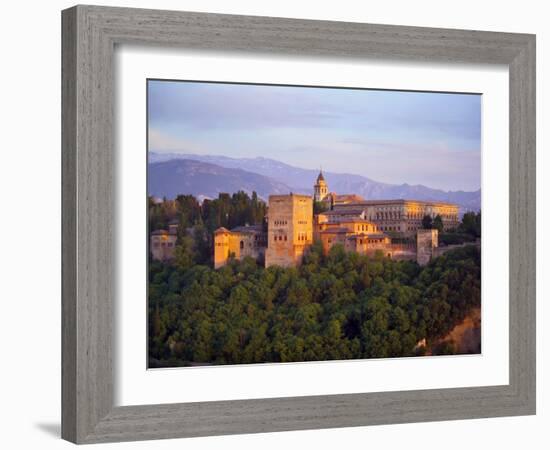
top-left (62, 5), bottom-right (536, 444)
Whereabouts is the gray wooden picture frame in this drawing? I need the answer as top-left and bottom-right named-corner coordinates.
top-left (61, 4), bottom-right (536, 444)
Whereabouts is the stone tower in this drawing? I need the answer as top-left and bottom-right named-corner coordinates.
top-left (213, 227), bottom-right (232, 269)
top-left (265, 194), bottom-right (313, 267)
top-left (416, 229), bottom-right (439, 266)
top-left (313, 170), bottom-right (329, 202)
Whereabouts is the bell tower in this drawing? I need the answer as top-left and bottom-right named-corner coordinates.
top-left (313, 170), bottom-right (328, 202)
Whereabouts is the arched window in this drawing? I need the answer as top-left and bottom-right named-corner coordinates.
top-left (240, 241), bottom-right (244, 249)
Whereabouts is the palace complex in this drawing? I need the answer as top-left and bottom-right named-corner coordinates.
top-left (314, 170), bottom-right (459, 234)
top-left (211, 171), bottom-right (460, 269)
top-left (150, 171), bottom-right (463, 268)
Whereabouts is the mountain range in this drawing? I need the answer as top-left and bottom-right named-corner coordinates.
top-left (148, 159), bottom-right (293, 202)
top-left (148, 152), bottom-right (481, 213)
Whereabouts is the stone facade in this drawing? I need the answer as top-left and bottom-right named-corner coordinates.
top-left (150, 222), bottom-right (178, 262)
top-left (316, 176), bottom-right (458, 236)
top-left (316, 208), bottom-right (367, 225)
top-left (416, 229), bottom-right (439, 266)
top-left (265, 194), bottom-right (313, 267)
top-left (324, 193), bottom-right (365, 206)
top-left (317, 218), bottom-right (393, 257)
top-left (333, 199), bottom-right (459, 236)
top-left (213, 225), bottom-right (266, 269)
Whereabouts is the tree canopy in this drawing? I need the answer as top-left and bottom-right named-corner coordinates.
top-left (422, 214), bottom-right (433, 230)
top-left (458, 211), bottom-right (481, 238)
top-left (439, 211), bottom-right (481, 246)
top-left (149, 244), bottom-right (481, 367)
top-left (148, 194), bottom-right (481, 366)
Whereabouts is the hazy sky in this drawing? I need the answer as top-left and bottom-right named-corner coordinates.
top-left (148, 80), bottom-right (481, 192)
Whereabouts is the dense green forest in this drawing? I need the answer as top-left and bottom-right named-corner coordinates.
top-left (149, 244), bottom-right (481, 367)
top-left (148, 192), bottom-right (481, 366)
top-left (434, 211), bottom-right (481, 246)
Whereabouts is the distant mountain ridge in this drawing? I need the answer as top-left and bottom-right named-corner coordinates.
top-left (148, 159), bottom-right (294, 201)
top-left (148, 152), bottom-right (481, 212)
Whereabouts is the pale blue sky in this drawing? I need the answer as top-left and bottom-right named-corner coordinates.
top-left (148, 80), bottom-right (481, 192)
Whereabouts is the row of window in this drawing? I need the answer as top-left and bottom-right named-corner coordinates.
top-left (215, 241), bottom-right (257, 249)
top-left (375, 205), bottom-right (455, 213)
top-left (360, 238), bottom-right (384, 244)
top-left (355, 224), bottom-right (371, 232)
top-left (327, 238), bottom-right (385, 245)
top-left (375, 211), bottom-right (457, 220)
top-left (153, 242), bottom-right (174, 248)
top-left (380, 225), bottom-right (400, 232)
top-left (376, 212), bottom-right (400, 220)
top-left (272, 219), bottom-right (310, 226)
top-left (272, 234), bottom-right (310, 242)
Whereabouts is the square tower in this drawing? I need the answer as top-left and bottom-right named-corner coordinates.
top-left (265, 194), bottom-right (313, 267)
top-left (416, 229), bottom-right (439, 266)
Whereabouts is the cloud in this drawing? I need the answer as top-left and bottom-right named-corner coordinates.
top-left (148, 81), bottom-right (345, 131)
top-left (148, 128), bottom-right (206, 153)
top-left (147, 80), bottom-right (481, 191)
